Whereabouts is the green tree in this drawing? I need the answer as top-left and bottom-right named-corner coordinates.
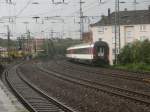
top-left (118, 40), bottom-right (150, 64)
top-left (131, 41), bottom-right (141, 63)
top-left (39, 38), bottom-right (81, 58)
top-left (140, 40), bottom-right (150, 64)
top-left (118, 44), bottom-right (133, 64)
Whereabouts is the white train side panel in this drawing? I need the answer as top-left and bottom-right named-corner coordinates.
top-left (66, 41), bottom-right (109, 65)
top-left (66, 54), bottom-right (93, 60)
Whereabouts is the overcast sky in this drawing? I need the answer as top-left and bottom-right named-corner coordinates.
top-left (0, 0), bottom-right (150, 39)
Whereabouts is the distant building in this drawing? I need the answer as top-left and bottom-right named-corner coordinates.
top-left (82, 32), bottom-right (93, 43)
top-left (0, 47), bottom-right (7, 57)
top-left (20, 38), bottom-right (45, 55)
top-left (90, 6), bottom-right (150, 64)
top-left (34, 38), bottom-right (45, 52)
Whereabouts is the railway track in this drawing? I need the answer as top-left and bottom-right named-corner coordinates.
top-left (55, 61), bottom-right (150, 84)
top-left (4, 64), bottom-right (75, 112)
top-left (37, 63), bottom-right (150, 107)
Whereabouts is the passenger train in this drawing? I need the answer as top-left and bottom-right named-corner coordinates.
top-left (66, 40), bottom-right (109, 65)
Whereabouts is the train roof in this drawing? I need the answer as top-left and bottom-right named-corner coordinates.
top-left (94, 41), bottom-right (109, 46)
top-left (67, 41), bottom-right (109, 50)
top-left (67, 42), bottom-right (94, 50)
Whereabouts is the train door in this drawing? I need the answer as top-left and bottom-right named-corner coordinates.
top-left (93, 41), bottom-right (109, 65)
top-left (98, 47), bottom-right (104, 57)
top-left (94, 45), bottom-right (109, 65)
top-left (95, 46), bottom-right (105, 58)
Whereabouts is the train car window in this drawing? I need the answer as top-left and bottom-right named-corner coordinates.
top-left (89, 47), bottom-right (93, 54)
top-left (67, 49), bottom-right (74, 54)
top-left (98, 47), bottom-right (104, 56)
top-left (74, 48), bottom-right (90, 54)
top-left (71, 49), bottom-right (74, 54)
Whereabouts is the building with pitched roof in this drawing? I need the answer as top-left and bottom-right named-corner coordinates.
top-left (89, 7), bottom-right (150, 64)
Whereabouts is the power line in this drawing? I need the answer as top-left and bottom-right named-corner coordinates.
top-left (69, 0), bottom-right (110, 18)
top-left (16, 0), bottom-right (33, 17)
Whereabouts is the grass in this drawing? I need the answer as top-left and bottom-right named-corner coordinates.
top-left (113, 63), bottom-right (150, 73)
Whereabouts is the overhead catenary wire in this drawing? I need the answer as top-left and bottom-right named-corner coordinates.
top-left (1, 0), bottom-right (149, 40)
top-left (16, 0), bottom-right (33, 17)
top-left (17, 0), bottom-right (109, 38)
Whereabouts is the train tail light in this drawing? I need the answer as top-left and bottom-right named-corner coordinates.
top-left (93, 48), bottom-right (96, 57)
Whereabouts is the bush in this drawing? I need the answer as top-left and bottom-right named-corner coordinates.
top-left (37, 38), bottom-right (81, 58)
top-left (118, 44), bottom-right (133, 64)
top-left (114, 63), bottom-right (150, 72)
top-left (118, 40), bottom-right (150, 65)
top-left (140, 40), bottom-right (150, 63)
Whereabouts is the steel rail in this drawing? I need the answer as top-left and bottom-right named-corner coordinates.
top-left (4, 64), bottom-right (75, 112)
top-left (37, 64), bottom-right (150, 106)
top-left (54, 61), bottom-right (150, 84)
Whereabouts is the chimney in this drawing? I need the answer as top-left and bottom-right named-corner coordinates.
top-left (124, 8), bottom-right (127, 11)
top-left (108, 8), bottom-right (111, 17)
top-left (108, 8), bottom-right (111, 24)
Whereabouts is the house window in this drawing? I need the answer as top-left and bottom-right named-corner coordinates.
top-left (116, 48), bottom-right (120, 54)
top-left (112, 49), bottom-right (115, 55)
top-left (112, 26), bottom-right (115, 33)
top-left (140, 25), bottom-right (146, 31)
top-left (112, 36), bottom-right (119, 44)
top-left (98, 27), bottom-right (104, 33)
top-left (112, 37), bottom-right (115, 44)
top-left (126, 31), bottom-right (132, 38)
top-left (140, 36), bottom-right (147, 41)
top-left (112, 26), bottom-right (119, 33)
top-left (112, 48), bottom-right (119, 55)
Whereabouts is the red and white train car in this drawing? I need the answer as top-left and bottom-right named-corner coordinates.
top-left (66, 41), bottom-right (109, 65)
